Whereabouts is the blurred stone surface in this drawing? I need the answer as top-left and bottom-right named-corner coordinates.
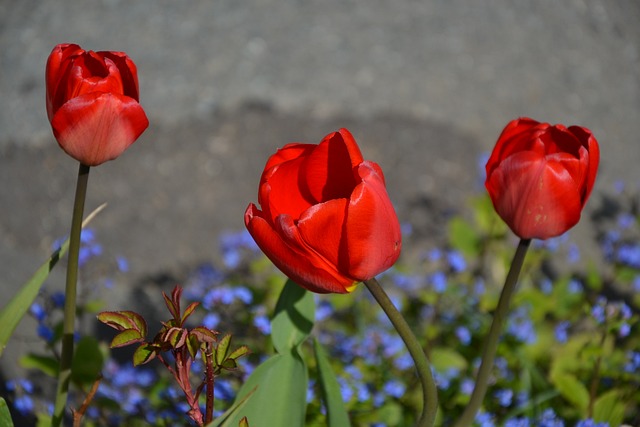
top-left (0, 0), bottom-right (639, 378)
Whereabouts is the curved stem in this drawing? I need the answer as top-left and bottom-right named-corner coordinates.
top-left (454, 238), bottom-right (531, 427)
top-left (52, 163), bottom-right (90, 427)
top-left (364, 278), bottom-right (438, 427)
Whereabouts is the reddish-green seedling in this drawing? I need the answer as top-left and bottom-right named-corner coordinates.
top-left (98, 285), bottom-right (249, 426)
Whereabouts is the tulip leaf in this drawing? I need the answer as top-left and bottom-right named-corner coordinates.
top-left (0, 203), bottom-right (105, 357)
top-left (218, 352), bottom-right (308, 427)
top-left (271, 279), bottom-right (315, 353)
top-left (206, 386), bottom-right (257, 427)
top-left (313, 338), bottom-right (351, 426)
top-left (0, 397), bottom-right (14, 427)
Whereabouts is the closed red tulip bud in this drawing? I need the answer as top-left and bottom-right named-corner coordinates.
top-left (245, 129), bottom-right (402, 294)
top-left (46, 43), bottom-right (149, 166)
top-left (485, 117), bottom-right (600, 240)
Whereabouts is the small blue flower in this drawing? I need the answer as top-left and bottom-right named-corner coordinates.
top-left (455, 326), bottom-right (471, 345)
top-left (567, 243), bottom-right (580, 263)
top-left (13, 395), bottom-right (34, 415)
top-left (554, 321), bottom-right (570, 343)
top-left (382, 379), bottom-right (406, 398)
top-left (538, 408), bottom-right (564, 427)
top-left (116, 255), bottom-right (129, 272)
top-left (505, 417), bottom-right (531, 427)
top-left (494, 388), bottom-right (513, 407)
top-left (50, 292), bottom-right (65, 308)
top-left (29, 303), bottom-right (47, 321)
top-left (447, 250), bottom-right (467, 272)
top-left (253, 314), bottom-right (271, 335)
top-left (460, 378), bottom-right (474, 395)
top-left (430, 271), bottom-right (447, 293)
top-left (401, 222), bottom-right (413, 236)
top-left (624, 351), bottom-right (640, 373)
top-left (203, 312), bottom-right (220, 329)
top-left (37, 324), bottom-right (54, 343)
top-left (475, 412), bottom-right (496, 427)
top-left (315, 299), bottom-right (334, 322)
top-left (576, 419), bottom-right (609, 427)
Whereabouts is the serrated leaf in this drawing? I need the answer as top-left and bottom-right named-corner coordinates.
top-left (0, 204), bottom-right (105, 357)
top-left (593, 390), bottom-right (626, 426)
top-left (162, 290), bottom-right (180, 321)
top-left (187, 334), bottom-right (201, 359)
top-left (0, 397), bottom-right (14, 427)
top-left (216, 334), bottom-right (232, 366)
top-left (314, 338), bottom-right (351, 426)
top-left (111, 329), bottom-right (145, 348)
top-left (164, 327), bottom-right (187, 348)
top-left (221, 358), bottom-right (238, 371)
top-left (133, 343), bottom-right (157, 366)
top-left (181, 302), bottom-right (200, 324)
top-left (271, 280), bottom-right (315, 353)
top-left (190, 326), bottom-right (217, 343)
top-left (19, 354), bottom-right (59, 377)
top-left (97, 311), bottom-right (137, 331)
top-left (71, 336), bottom-right (104, 385)
top-left (228, 345), bottom-right (250, 361)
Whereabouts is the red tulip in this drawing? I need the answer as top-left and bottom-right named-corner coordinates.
top-left (485, 117), bottom-right (600, 240)
top-left (244, 129), bottom-right (402, 294)
top-left (46, 43), bottom-right (149, 166)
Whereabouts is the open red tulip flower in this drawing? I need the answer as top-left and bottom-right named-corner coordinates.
top-left (46, 43), bottom-right (149, 166)
top-left (245, 129), bottom-right (402, 294)
top-left (485, 117), bottom-right (600, 240)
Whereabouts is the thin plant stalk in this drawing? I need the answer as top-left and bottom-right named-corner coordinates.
top-left (454, 238), bottom-right (531, 427)
top-left (52, 163), bottom-right (91, 427)
top-left (364, 277), bottom-right (438, 427)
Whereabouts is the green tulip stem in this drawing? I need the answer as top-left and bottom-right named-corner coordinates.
top-left (454, 238), bottom-right (531, 427)
top-left (52, 163), bottom-right (91, 427)
top-left (364, 277), bottom-right (438, 427)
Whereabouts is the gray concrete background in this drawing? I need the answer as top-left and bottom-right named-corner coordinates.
top-left (0, 0), bottom-right (639, 376)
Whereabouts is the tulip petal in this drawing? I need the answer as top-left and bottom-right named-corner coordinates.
top-left (260, 151), bottom-right (315, 223)
top-left (487, 151), bottom-right (583, 239)
top-left (300, 130), bottom-right (363, 203)
top-left (343, 162), bottom-right (402, 278)
top-left (51, 92), bottom-right (149, 166)
top-left (244, 204), bottom-right (355, 293)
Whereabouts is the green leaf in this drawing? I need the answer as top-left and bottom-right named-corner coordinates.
top-left (0, 203), bottom-right (105, 357)
top-left (207, 386), bottom-right (257, 427)
top-left (216, 334), bottom-right (232, 366)
top-left (593, 390), bottom-right (626, 427)
top-left (71, 336), bottom-right (104, 385)
top-left (133, 343), bottom-right (157, 366)
top-left (181, 301), bottom-right (200, 324)
top-left (271, 279), bottom-right (315, 353)
top-left (0, 397), bottom-right (14, 427)
top-left (313, 338), bottom-right (351, 427)
top-left (221, 352), bottom-right (308, 427)
top-left (110, 329), bottom-right (145, 348)
top-left (19, 353), bottom-right (59, 377)
top-left (550, 372), bottom-right (589, 414)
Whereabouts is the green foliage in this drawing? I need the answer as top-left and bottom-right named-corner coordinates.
top-left (0, 398), bottom-right (14, 427)
top-left (221, 280), bottom-right (314, 427)
top-left (313, 338), bottom-right (351, 427)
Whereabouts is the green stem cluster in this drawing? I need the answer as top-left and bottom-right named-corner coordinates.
top-left (52, 163), bottom-right (90, 427)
